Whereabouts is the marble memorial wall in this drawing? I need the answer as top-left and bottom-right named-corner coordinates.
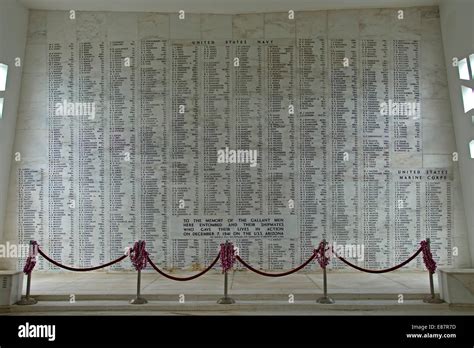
top-left (6, 8), bottom-right (470, 270)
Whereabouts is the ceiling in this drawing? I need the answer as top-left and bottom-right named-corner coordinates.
top-left (18, 0), bottom-right (439, 14)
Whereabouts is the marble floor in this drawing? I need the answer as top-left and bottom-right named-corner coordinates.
top-left (26, 269), bottom-right (437, 296)
top-left (3, 270), bottom-right (473, 315)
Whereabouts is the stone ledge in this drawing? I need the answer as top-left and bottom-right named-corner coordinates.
top-left (0, 271), bottom-right (24, 305)
top-left (0, 299), bottom-right (454, 314)
top-left (438, 268), bottom-right (474, 304)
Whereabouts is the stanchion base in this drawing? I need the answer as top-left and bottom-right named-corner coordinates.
top-left (317, 296), bottom-right (335, 304)
top-left (17, 296), bottom-right (38, 305)
top-left (423, 295), bottom-right (443, 304)
top-left (217, 297), bottom-right (235, 304)
top-left (130, 297), bottom-right (148, 304)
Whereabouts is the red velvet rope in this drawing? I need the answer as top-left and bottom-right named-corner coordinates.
top-left (31, 238), bottom-right (432, 278)
top-left (236, 253), bottom-right (316, 277)
top-left (335, 247), bottom-right (423, 274)
top-left (37, 247), bottom-right (128, 271)
top-left (146, 253), bottom-right (221, 281)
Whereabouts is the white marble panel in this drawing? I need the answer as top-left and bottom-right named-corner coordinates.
top-left (359, 9), bottom-right (391, 38)
top-left (392, 153), bottom-right (423, 168)
top-left (5, 172), bottom-right (18, 214)
top-left (423, 154), bottom-right (454, 168)
top-left (47, 11), bottom-right (76, 42)
top-left (27, 11), bottom-right (47, 44)
top-left (13, 130), bottom-right (48, 161)
top-left (138, 13), bottom-right (170, 39)
top-left (11, 7), bottom-right (462, 271)
top-left (422, 99), bottom-right (452, 122)
top-left (452, 235), bottom-right (471, 267)
top-left (391, 7), bottom-right (421, 39)
top-left (3, 212), bottom-right (20, 246)
top-left (421, 66), bottom-right (449, 100)
top-left (20, 73), bottom-right (46, 103)
top-left (16, 102), bottom-right (47, 131)
top-left (421, 39), bottom-right (446, 70)
top-left (423, 118), bottom-right (456, 154)
top-left (420, 6), bottom-right (442, 40)
top-left (264, 12), bottom-right (295, 39)
top-left (233, 13), bottom-right (264, 39)
top-left (295, 11), bottom-right (327, 38)
top-left (453, 165), bottom-right (470, 267)
top-left (201, 14), bottom-right (232, 39)
top-left (328, 10), bottom-right (359, 38)
top-left (23, 44), bottom-right (46, 74)
top-left (107, 12), bottom-right (137, 41)
top-left (77, 12), bottom-right (107, 41)
top-left (170, 13), bottom-right (201, 39)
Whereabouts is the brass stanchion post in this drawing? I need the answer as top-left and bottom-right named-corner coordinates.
top-left (17, 271), bottom-right (38, 305)
top-left (130, 269), bottom-right (147, 304)
top-left (17, 241), bottom-right (38, 305)
top-left (217, 270), bottom-right (235, 304)
top-left (423, 238), bottom-right (443, 304)
top-left (218, 241), bottom-right (235, 304)
top-left (317, 239), bottom-right (334, 304)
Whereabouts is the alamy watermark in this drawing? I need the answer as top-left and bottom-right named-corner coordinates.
top-left (326, 242), bottom-right (365, 262)
top-left (217, 147), bottom-right (258, 167)
top-left (0, 242), bottom-right (36, 258)
top-left (379, 100), bottom-right (420, 117)
top-left (55, 99), bottom-right (96, 119)
top-left (18, 322), bottom-right (55, 341)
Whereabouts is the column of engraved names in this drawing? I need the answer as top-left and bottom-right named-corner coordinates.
top-left (48, 42), bottom-right (76, 268)
top-left (201, 41), bottom-right (231, 215)
top-left (108, 41), bottom-right (137, 268)
top-left (18, 168), bottom-right (45, 269)
top-left (77, 41), bottom-right (105, 266)
top-left (200, 41), bottom-right (231, 264)
top-left (392, 40), bottom-right (421, 266)
top-left (170, 41), bottom-right (200, 268)
top-left (425, 169), bottom-right (453, 266)
top-left (393, 169), bottom-right (422, 267)
top-left (360, 39), bottom-right (390, 268)
top-left (329, 39), bottom-right (360, 267)
top-left (139, 39), bottom-right (168, 263)
top-left (231, 40), bottom-right (264, 266)
top-left (265, 40), bottom-right (296, 270)
top-left (392, 40), bottom-right (421, 153)
top-left (297, 37), bottom-right (328, 261)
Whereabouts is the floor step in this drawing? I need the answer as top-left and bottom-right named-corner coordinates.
top-left (3, 300), bottom-right (452, 314)
top-left (5, 300), bottom-right (474, 315)
top-left (31, 292), bottom-right (430, 302)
